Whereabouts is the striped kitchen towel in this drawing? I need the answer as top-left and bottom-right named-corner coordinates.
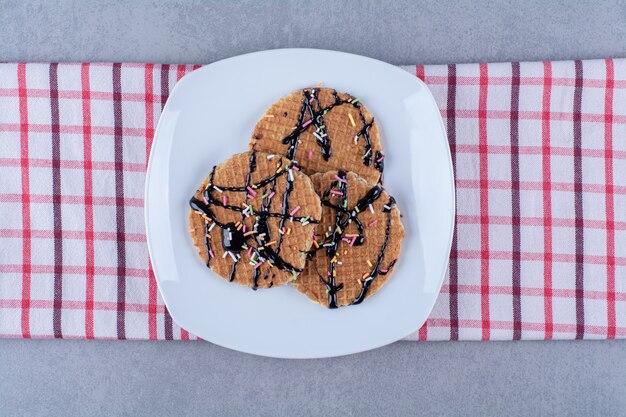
top-left (0, 59), bottom-right (624, 340)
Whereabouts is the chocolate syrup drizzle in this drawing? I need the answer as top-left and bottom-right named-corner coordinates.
top-left (189, 151), bottom-right (316, 290)
top-left (312, 171), bottom-right (397, 308)
top-left (280, 89), bottom-right (384, 173)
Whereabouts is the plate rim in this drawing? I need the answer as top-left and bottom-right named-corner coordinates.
top-left (145, 48), bottom-right (455, 358)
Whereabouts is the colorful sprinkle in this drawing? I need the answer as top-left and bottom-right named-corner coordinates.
top-left (222, 196), bottom-right (227, 205)
top-left (334, 175), bottom-right (347, 183)
top-left (267, 154), bottom-right (275, 159)
top-left (369, 204), bottom-right (374, 214)
top-left (268, 191), bottom-right (275, 199)
top-left (369, 219), bottom-right (378, 227)
top-left (330, 189), bottom-right (343, 196)
top-left (208, 222), bottom-right (216, 232)
top-left (308, 150), bottom-right (313, 160)
top-left (350, 236), bottom-right (357, 247)
top-left (292, 270), bottom-right (298, 281)
top-left (351, 98), bottom-right (360, 104)
top-left (366, 259), bottom-right (373, 268)
top-left (213, 186), bottom-right (223, 193)
top-left (290, 205), bottom-right (301, 216)
top-left (302, 119), bottom-right (312, 128)
top-left (246, 186), bottom-right (257, 195)
top-left (376, 154), bottom-right (385, 163)
top-left (202, 195), bottom-right (208, 204)
top-left (254, 261), bottom-right (263, 269)
top-left (292, 165), bottom-right (300, 171)
top-left (247, 194), bottom-right (255, 200)
top-left (348, 113), bottom-right (356, 127)
top-left (208, 249), bottom-right (214, 259)
top-left (222, 251), bottom-right (229, 259)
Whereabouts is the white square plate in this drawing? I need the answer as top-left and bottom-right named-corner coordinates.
top-left (145, 49), bottom-right (454, 358)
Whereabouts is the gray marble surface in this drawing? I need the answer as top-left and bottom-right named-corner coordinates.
top-left (0, 1), bottom-right (625, 416)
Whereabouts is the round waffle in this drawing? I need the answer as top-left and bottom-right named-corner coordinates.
top-left (188, 151), bottom-right (322, 289)
top-left (293, 170), bottom-right (404, 307)
top-left (250, 88), bottom-right (385, 184)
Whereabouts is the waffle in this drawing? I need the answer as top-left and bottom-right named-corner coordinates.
top-left (292, 170), bottom-right (404, 307)
top-left (188, 151), bottom-right (322, 289)
top-left (249, 88), bottom-right (385, 184)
